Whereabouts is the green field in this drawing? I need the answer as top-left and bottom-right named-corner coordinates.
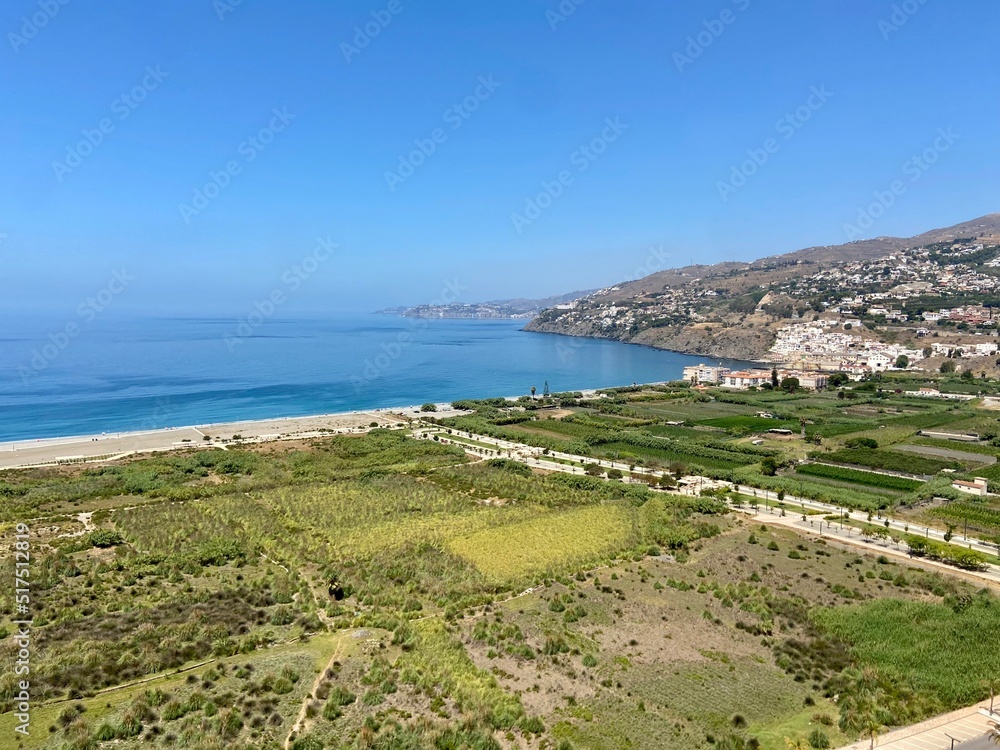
top-left (4, 381), bottom-right (1000, 749)
top-left (449, 505), bottom-right (634, 580)
top-left (814, 596), bottom-right (1000, 707)
top-left (930, 501), bottom-right (1000, 538)
top-left (797, 463), bottom-right (923, 491)
top-left (815, 447), bottom-right (962, 475)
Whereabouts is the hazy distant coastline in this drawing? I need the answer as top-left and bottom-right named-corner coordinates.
top-left (376, 289), bottom-right (596, 319)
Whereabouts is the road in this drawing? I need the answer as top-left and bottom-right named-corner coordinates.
top-left (416, 424), bottom-right (1000, 582)
top-left (836, 704), bottom-right (998, 750)
top-left (894, 443), bottom-right (998, 465)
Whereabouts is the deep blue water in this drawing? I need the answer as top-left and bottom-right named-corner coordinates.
top-left (0, 314), bottom-right (749, 441)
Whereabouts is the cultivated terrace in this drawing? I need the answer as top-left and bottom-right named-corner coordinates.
top-left (3, 378), bottom-right (1000, 750)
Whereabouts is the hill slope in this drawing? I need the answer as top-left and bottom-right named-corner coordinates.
top-left (524, 215), bottom-right (1000, 361)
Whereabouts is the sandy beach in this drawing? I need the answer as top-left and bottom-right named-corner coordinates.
top-left (0, 383), bottom-right (622, 472)
top-left (0, 402), bottom-right (469, 471)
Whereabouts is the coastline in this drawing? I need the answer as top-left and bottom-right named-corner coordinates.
top-left (0, 403), bottom-right (457, 471)
top-left (0, 387), bottom-right (612, 471)
top-left (517, 326), bottom-right (771, 366)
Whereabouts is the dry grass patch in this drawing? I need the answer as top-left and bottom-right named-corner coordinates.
top-left (449, 505), bottom-right (632, 581)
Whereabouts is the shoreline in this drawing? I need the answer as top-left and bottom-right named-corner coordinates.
top-left (516, 326), bottom-right (771, 366)
top-left (0, 403), bottom-right (455, 471)
top-left (0, 386), bottom-right (613, 471)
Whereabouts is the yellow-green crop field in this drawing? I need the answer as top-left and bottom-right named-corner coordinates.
top-left (3, 382), bottom-right (1000, 750)
top-left (449, 505), bottom-right (634, 581)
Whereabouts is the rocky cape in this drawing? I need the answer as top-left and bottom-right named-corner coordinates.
top-left (523, 214), bottom-right (1000, 361)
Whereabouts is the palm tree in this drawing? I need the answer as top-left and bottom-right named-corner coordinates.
top-left (982, 678), bottom-right (999, 715)
top-left (986, 719), bottom-right (999, 745)
top-left (784, 738), bottom-right (809, 750)
top-left (839, 668), bottom-right (888, 750)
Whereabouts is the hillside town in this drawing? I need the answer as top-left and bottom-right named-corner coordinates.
top-left (529, 231), bottom-right (1000, 368)
top-left (766, 321), bottom-right (925, 372)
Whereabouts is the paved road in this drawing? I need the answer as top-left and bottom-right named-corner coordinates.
top-left (837, 705), bottom-right (997, 750)
top-left (419, 425), bottom-right (1000, 587)
top-left (421, 426), bottom-right (1000, 746)
top-left (424, 425), bottom-right (1000, 557)
top-left (956, 734), bottom-right (996, 750)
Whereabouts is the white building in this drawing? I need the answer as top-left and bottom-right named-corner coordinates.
top-left (682, 364), bottom-right (731, 384)
top-left (721, 370), bottom-right (772, 389)
top-left (953, 477), bottom-right (988, 496)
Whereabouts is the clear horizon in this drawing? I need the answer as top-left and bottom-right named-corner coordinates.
top-left (1, 2), bottom-right (998, 319)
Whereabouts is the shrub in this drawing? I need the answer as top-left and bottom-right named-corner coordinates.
top-left (292, 735), bottom-right (324, 750)
top-left (519, 716), bottom-right (545, 734)
top-left (808, 728), bottom-right (831, 749)
top-left (905, 535), bottom-right (989, 571)
top-left (88, 529), bottom-right (124, 548)
top-left (844, 437), bottom-right (878, 449)
top-left (327, 686), bottom-right (356, 706)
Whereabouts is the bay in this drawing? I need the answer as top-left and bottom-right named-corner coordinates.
top-left (0, 313), bottom-right (750, 440)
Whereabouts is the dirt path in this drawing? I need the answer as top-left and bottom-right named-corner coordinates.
top-left (284, 637), bottom-right (347, 749)
top-left (893, 443), bottom-right (997, 464)
top-left (53, 511), bottom-right (97, 539)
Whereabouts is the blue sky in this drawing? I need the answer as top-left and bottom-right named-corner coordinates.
top-left (1, 1), bottom-right (998, 315)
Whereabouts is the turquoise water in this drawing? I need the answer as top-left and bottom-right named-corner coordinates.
top-left (0, 314), bottom-right (749, 440)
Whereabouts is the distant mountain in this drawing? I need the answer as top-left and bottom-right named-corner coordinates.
top-left (376, 290), bottom-right (597, 320)
top-left (525, 214), bottom-right (1000, 361)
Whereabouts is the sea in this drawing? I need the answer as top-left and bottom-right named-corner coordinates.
top-left (0, 313), bottom-right (751, 441)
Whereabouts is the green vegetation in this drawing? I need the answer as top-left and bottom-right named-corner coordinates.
top-left (796, 463), bottom-right (922, 491)
top-left (931, 501), bottom-right (1000, 539)
top-left (815, 594), bottom-right (1000, 707)
top-left (904, 535), bottom-right (989, 571)
top-left (449, 505), bottom-right (633, 580)
top-left (815, 448), bottom-right (960, 475)
top-left (4, 378), bottom-right (1000, 749)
